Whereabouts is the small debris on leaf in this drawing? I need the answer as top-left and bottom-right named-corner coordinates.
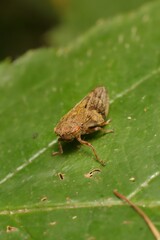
top-left (6, 226), bottom-right (18, 233)
top-left (84, 168), bottom-right (101, 178)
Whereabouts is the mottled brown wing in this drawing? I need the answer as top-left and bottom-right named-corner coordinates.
top-left (60, 86), bottom-right (109, 122)
top-left (55, 86), bottom-right (109, 134)
top-left (84, 86), bottom-right (109, 119)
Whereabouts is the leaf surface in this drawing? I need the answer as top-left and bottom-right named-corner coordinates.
top-left (0, 2), bottom-right (160, 239)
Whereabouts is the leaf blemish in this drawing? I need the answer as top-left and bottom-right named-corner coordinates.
top-left (58, 172), bottom-right (65, 180)
top-left (6, 226), bottom-right (18, 233)
top-left (129, 177), bottom-right (136, 182)
top-left (123, 220), bottom-right (133, 225)
top-left (32, 132), bottom-right (39, 139)
top-left (127, 116), bottom-right (132, 120)
top-left (40, 196), bottom-right (48, 202)
top-left (49, 221), bottom-right (57, 226)
top-left (84, 168), bottom-right (101, 178)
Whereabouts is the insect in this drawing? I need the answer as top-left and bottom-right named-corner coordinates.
top-left (53, 86), bottom-right (113, 166)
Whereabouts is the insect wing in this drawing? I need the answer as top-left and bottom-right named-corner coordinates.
top-left (86, 87), bottom-right (109, 119)
top-left (55, 86), bottom-right (109, 133)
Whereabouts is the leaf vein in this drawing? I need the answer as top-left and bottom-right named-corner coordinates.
top-left (0, 67), bottom-right (160, 185)
top-left (127, 171), bottom-right (160, 199)
top-left (0, 140), bottom-right (57, 185)
top-left (110, 67), bottom-right (160, 104)
top-left (0, 199), bottom-right (160, 216)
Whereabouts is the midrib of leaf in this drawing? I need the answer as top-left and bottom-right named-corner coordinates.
top-left (0, 177), bottom-right (159, 216)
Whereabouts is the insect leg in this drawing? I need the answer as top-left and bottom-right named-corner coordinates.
top-left (86, 125), bottom-right (113, 135)
top-left (77, 136), bottom-right (106, 166)
top-left (104, 119), bottom-right (112, 125)
top-left (52, 138), bottom-right (63, 156)
top-left (100, 128), bottom-right (114, 134)
top-left (100, 119), bottom-right (114, 134)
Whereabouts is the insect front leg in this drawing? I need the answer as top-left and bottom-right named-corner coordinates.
top-left (103, 119), bottom-right (112, 125)
top-left (77, 136), bottom-right (106, 166)
top-left (52, 137), bottom-right (63, 156)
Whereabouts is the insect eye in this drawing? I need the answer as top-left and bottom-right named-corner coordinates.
top-left (61, 134), bottom-right (65, 139)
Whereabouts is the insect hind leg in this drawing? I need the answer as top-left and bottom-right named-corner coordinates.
top-left (87, 119), bottom-right (114, 134)
top-left (77, 136), bottom-right (106, 166)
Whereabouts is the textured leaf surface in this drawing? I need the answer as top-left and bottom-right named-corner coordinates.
top-left (51, 0), bottom-right (156, 45)
top-left (0, 1), bottom-right (160, 239)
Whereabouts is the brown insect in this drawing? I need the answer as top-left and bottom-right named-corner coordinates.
top-left (53, 86), bottom-right (113, 166)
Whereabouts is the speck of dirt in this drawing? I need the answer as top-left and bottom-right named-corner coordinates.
top-left (6, 226), bottom-right (18, 233)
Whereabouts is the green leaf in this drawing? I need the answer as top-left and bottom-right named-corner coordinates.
top-left (49, 0), bottom-right (156, 46)
top-left (0, 1), bottom-right (160, 239)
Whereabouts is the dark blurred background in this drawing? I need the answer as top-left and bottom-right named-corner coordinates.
top-left (0, 0), bottom-right (62, 60)
top-left (0, 0), bottom-right (154, 61)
